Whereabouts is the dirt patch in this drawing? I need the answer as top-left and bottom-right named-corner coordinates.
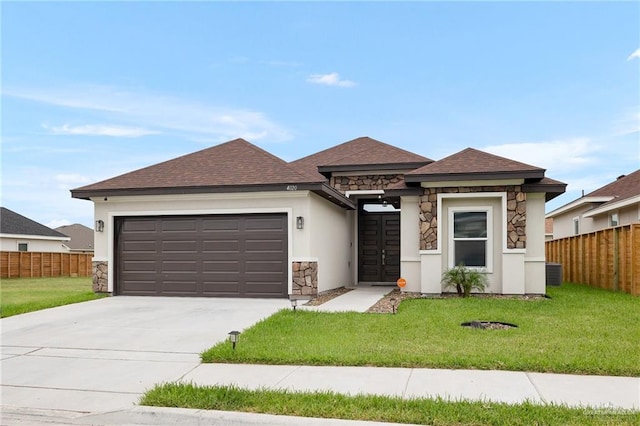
top-left (461, 321), bottom-right (518, 330)
top-left (304, 287), bottom-right (352, 306)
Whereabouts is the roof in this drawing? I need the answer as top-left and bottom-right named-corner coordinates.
top-left (71, 138), bottom-right (354, 208)
top-left (0, 207), bottom-right (70, 240)
top-left (55, 223), bottom-right (94, 251)
top-left (547, 169), bottom-right (640, 218)
top-left (72, 138), bottom-right (326, 197)
top-left (290, 136), bottom-right (432, 177)
top-left (405, 147), bottom-right (545, 182)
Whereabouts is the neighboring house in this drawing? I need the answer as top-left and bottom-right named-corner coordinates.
top-left (545, 218), bottom-right (554, 241)
top-left (0, 207), bottom-right (70, 253)
top-left (71, 137), bottom-right (566, 297)
top-left (55, 223), bottom-right (95, 253)
top-left (546, 170), bottom-right (640, 239)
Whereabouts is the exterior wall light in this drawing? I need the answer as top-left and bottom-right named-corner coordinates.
top-left (228, 330), bottom-right (240, 350)
top-left (95, 220), bottom-right (104, 232)
top-left (296, 216), bottom-right (304, 229)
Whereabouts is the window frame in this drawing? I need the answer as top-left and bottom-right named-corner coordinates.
top-left (448, 206), bottom-right (493, 272)
top-left (609, 212), bottom-right (619, 227)
top-left (17, 242), bottom-right (28, 252)
top-left (573, 217), bottom-right (580, 235)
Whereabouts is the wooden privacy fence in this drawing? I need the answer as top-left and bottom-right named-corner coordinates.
top-left (0, 251), bottom-right (93, 279)
top-left (545, 224), bottom-right (640, 296)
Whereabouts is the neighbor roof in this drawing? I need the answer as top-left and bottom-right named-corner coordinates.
top-left (71, 138), bottom-right (354, 208)
top-left (0, 207), bottom-right (70, 240)
top-left (55, 223), bottom-right (94, 251)
top-left (586, 169), bottom-right (640, 202)
top-left (290, 136), bottom-right (432, 177)
top-left (405, 147), bottom-right (545, 182)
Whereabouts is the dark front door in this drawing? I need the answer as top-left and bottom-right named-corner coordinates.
top-left (358, 202), bottom-right (400, 283)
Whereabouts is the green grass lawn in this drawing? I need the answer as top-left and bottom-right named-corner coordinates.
top-left (202, 284), bottom-right (640, 376)
top-left (0, 276), bottom-right (106, 318)
top-left (141, 383), bottom-right (640, 426)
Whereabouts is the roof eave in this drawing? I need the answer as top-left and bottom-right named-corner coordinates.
top-left (545, 196), bottom-right (614, 218)
top-left (404, 170), bottom-right (544, 183)
top-left (522, 182), bottom-right (568, 202)
top-left (582, 195), bottom-right (640, 218)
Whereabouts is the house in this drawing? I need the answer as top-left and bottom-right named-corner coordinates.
top-left (545, 170), bottom-right (640, 239)
top-left (71, 137), bottom-right (566, 297)
top-left (55, 224), bottom-right (95, 253)
top-left (0, 207), bottom-right (71, 253)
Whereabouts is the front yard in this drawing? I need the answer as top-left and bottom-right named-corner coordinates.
top-left (0, 277), bottom-right (106, 318)
top-left (202, 284), bottom-right (640, 377)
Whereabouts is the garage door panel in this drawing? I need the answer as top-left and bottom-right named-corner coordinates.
top-left (117, 214), bottom-right (287, 297)
top-left (202, 240), bottom-right (240, 252)
top-left (245, 239), bottom-right (285, 252)
top-left (162, 240), bottom-right (198, 253)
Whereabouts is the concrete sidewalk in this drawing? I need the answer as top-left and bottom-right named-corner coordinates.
top-left (182, 363), bottom-right (640, 410)
top-left (302, 286), bottom-right (392, 312)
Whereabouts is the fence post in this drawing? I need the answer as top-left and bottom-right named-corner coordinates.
top-left (613, 228), bottom-right (619, 291)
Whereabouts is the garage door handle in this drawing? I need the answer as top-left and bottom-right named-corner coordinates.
top-left (382, 249), bottom-right (386, 266)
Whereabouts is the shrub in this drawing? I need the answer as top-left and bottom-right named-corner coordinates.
top-left (441, 263), bottom-right (488, 297)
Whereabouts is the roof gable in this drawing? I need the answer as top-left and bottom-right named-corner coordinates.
top-left (0, 207), bottom-right (69, 239)
top-left (72, 138), bottom-right (324, 198)
top-left (290, 136), bottom-right (432, 176)
top-left (405, 147), bottom-right (545, 182)
top-left (55, 223), bottom-right (94, 251)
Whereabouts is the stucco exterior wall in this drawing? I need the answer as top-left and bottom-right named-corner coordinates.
top-left (400, 196), bottom-right (421, 293)
top-left (524, 193), bottom-right (546, 294)
top-left (0, 237), bottom-right (69, 253)
top-left (309, 192), bottom-right (353, 292)
top-left (551, 204), bottom-right (595, 239)
top-left (92, 191), bottom-right (315, 293)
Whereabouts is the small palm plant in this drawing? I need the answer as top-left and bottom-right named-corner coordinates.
top-left (441, 263), bottom-right (488, 297)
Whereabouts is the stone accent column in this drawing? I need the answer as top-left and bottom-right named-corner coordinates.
top-left (507, 189), bottom-right (527, 249)
top-left (292, 261), bottom-right (318, 296)
top-left (419, 188), bottom-right (438, 250)
top-left (92, 261), bottom-right (109, 293)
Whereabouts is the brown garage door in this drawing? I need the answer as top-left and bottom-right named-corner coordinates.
top-left (115, 214), bottom-right (288, 298)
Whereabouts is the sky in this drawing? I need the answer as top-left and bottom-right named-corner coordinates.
top-left (2, 1), bottom-right (639, 229)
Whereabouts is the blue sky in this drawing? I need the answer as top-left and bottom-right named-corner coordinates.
top-left (2, 1), bottom-right (639, 229)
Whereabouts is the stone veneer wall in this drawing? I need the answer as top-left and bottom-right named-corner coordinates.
top-left (419, 186), bottom-right (527, 250)
top-left (330, 174), bottom-right (404, 194)
top-left (92, 261), bottom-right (109, 293)
top-left (292, 261), bottom-right (318, 296)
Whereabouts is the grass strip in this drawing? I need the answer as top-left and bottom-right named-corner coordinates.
top-left (0, 277), bottom-right (106, 318)
top-left (141, 383), bottom-right (640, 426)
top-left (201, 284), bottom-right (640, 377)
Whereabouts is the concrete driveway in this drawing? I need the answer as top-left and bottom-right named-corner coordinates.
top-left (1, 296), bottom-right (290, 414)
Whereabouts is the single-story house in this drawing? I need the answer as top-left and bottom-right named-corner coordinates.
top-left (55, 223), bottom-right (95, 253)
top-left (546, 169), bottom-right (640, 239)
top-left (71, 137), bottom-right (566, 298)
top-left (0, 207), bottom-right (71, 253)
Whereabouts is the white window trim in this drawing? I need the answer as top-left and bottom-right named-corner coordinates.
top-left (17, 241), bottom-right (29, 252)
top-left (448, 206), bottom-right (493, 272)
top-left (609, 211), bottom-right (619, 227)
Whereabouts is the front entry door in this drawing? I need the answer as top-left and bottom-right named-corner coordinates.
top-left (358, 202), bottom-right (400, 283)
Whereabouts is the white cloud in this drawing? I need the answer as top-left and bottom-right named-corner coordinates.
top-left (614, 110), bottom-right (640, 136)
top-left (46, 219), bottom-right (73, 229)
top-left (307, 72), bottom-right (356, 87)
top-left (626, 48), bottom-right (640, 61)
top-left (3, 85), bottom-right (292, 142)
top-left (43, 124), bottom-right (160, 137)
top-left (482, 138), bottom-right (600, 173)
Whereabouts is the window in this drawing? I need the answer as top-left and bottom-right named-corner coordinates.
top-left (610, 213), bottom-right (619, 227)
top-left (573, 217), bottom-right (580, 235)
top-left (451, 209), bottom-right (490, 269)
top-left (18, 243), bottom-right (28, 252)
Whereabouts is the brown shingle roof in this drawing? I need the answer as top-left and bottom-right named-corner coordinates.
top-left (72, 138), bottom-right (324, 197)
top-left (585, 169), bottom-right (640, 204)
top-left (290, 136), bottom-right (432, 177)
top-left (405, 147), bottom-right (545, 182)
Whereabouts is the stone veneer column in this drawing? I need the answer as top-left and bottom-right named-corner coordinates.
top-left (292, 261), bottom-right (318, 296)
top-left (92, 261), bottom-right (109, 293)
